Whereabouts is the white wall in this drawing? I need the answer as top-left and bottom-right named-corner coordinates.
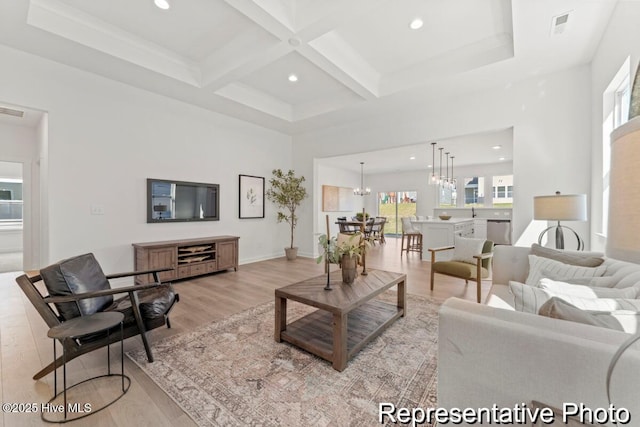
top-left (0, 44), bottom-right (292, 272)
top-left (315, 163), bottom-right (363, 242)
top-left (590, 1), bottom-right (640, 253)
top-left (294, 65), bottom-right (592, 254)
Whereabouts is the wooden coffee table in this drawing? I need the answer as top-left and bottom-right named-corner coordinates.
top-left (274, 269), bottom-right (406, 371)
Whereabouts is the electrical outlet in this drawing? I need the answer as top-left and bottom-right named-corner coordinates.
top-left (90, 204), bottom-right (105, 215)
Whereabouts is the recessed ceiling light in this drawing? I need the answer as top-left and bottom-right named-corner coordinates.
top-left (288, 74), bottom-right (298, 83)
top-left (409, 18), bottom-right (423, 30)
top-left (492, 145), bottom-right (502, 150)
top-left (410, 156), bottom-right (416, 160)
top-left (154, 0), bottom-right (170, 10)
top-left (499, 157), bottom-right (506, 161)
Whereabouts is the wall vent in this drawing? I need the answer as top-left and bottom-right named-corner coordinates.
top-left (0, 107), bottom-right (24, 118)
top-left (551, 11), bottom-right (571, 36)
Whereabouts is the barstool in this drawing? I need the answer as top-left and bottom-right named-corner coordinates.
top-left (401, 217), bottom-right (423, 259)
top-left (44, 311), bottom-right (130, 423)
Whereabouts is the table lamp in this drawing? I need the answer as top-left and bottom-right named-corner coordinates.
top-left (533, 191), bottom-right (587, 250)
top-left (605, 115), bottom-right (640, 407)
top-left (606, 117), bottom-right (640, 263)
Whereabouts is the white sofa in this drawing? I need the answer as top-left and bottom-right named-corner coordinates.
top-left (438, 245), bottom-right (640, 426)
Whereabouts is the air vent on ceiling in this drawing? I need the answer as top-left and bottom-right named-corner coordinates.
top-left (0, 107), bottom-right (24, 118)
top-left (551, 11), bottom-right (571, 36)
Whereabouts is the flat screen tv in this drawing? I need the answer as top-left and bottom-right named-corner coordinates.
top-left (147, 179), bottom-right (219, 223)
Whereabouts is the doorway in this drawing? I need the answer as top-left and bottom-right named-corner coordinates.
top-left (0, 161), bottom-right (23, 272)
top-left (377, 191), bottom-right (417, 236)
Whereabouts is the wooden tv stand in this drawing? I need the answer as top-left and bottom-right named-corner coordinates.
top-left (132, 236), bottom-right (239, 284)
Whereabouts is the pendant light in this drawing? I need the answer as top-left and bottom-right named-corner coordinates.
top-left (354, 162), bottom-right (371, 196)
top-left (438, 147), bottom-right (444, 185)
top-left (450, 156), bottom-right (456, 190)
top-left (430, 142), bottom-right (437, 183)
top-left (445, 152), bottom-right (450, 188)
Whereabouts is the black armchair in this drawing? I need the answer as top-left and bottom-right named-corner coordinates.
top-left (15, 253), bottom-right (179, 380)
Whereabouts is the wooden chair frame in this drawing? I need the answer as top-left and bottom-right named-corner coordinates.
top-left (15, 268), bottom-right (178, 380)
top-left (428, 246), bottom-right (493, 303)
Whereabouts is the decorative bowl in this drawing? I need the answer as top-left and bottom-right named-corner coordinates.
top-left (439, 215), bottom-right (452, 220)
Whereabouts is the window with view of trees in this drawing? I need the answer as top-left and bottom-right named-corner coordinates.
top-left (377, 191), bottom-right (416, 235)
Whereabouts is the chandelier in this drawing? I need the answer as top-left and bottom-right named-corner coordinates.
top-left (354, 162), bottom-right (371, 196)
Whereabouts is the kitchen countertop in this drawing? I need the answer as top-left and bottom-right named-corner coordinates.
top-left (412, 218), bottom-right (474, 224)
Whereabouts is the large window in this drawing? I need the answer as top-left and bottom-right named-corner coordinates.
top-left (492, 175), bottom-right (513, 208)
top-left (377, 191), bottom-right (417, 235)
top-left (464, 177), bottom-right (484, 207)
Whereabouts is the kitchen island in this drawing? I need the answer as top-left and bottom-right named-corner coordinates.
top-left (411, 218), bottom-right (474, 261)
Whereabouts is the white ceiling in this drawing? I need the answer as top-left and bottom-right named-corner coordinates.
top-left (320, 128), bottom-right (514, 173)
top-left (0, 0), bottom-right (620, 136)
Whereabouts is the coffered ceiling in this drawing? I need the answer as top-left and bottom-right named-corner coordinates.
top-left (0, 0), bottom-right (620, 134)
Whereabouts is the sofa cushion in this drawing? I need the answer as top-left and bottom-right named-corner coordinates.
top-left (531, 243), bottom-right (604, 267)
top-left (40, 253), bottom-right (114, 320)
top-left (538, 298), bottom-right (625, 331)
top-left (535, 278), bottom-right (637, 299)
top-left (510, 281), bottom-right (640, 314)
top-left (452, 236), bottom-right (486, 265)
top-left (525, 255), bottom-right (607, 287)
top-left (106, 285), bottom-right (177, 324)
top-left (541, 273), bottom-right (617, 288)
top-left (433, 261), bottom-right (490, 279)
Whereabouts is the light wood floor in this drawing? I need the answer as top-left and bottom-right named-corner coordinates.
top-left (0, 237), bottom-right (490, 426)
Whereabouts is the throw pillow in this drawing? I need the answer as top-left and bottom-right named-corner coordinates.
top-left (535, 278), bottom-right (637, 299)
top-left (452, 236), bottom-right (486, 265)
top-left (539, 273), bottom-right (617, 288)
top-left (510, 281), bottom-right (640, 314)
top-left (525, 255), bottom-right (607, 287)
top-left (510, 281), bottom-right (552, 313)
top-left (531, 243), bottom-right (605, 267)
top-left (538, 298), bottom-right (625, 332)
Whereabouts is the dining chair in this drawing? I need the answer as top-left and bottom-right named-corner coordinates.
top-left (401, 217), bottom-right (422, 258)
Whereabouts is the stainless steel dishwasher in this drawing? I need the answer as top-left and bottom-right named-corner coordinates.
top-left (487, 219), bottom-right (512, 245)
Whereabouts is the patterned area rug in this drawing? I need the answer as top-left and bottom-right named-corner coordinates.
top-left (127, 292), bottom-right (440, 426)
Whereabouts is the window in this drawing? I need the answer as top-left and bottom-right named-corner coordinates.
top-left (377, 190), bottom-right (417, 235)
top-left (0, 179), bottom-right (23, 224)
top-left (614, 75), bottom-right (630, 129)
top-left (464, 177), bottom-right (484, 207)
top-left (492, 175), bottom-right (513, 208)
top-left (438, 184), bottom-right (456, 208)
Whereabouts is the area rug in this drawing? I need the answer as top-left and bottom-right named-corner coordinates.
top-left (127, 292), bottom-right (440, 426)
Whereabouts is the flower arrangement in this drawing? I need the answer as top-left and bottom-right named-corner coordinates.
top-left (316, 233), bottom-right (369, 265)
top-left (355, 212), bottom-right (370, 221)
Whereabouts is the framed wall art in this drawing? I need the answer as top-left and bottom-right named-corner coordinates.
top-left (322, 185), bottom-right (355, 212)
top-left (239, 174), bottom-right (265, 219)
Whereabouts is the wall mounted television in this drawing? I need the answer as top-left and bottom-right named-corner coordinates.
top-left (147, 178), bottom-right (219, 223)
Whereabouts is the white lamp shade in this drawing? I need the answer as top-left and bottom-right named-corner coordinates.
top-left (533, 193), bottom-right (587, 221)
top-left (606, 116), bottom-right (640, 262)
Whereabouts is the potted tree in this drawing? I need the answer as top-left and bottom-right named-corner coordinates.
top-left (266, 169), bottom-right (308, 260)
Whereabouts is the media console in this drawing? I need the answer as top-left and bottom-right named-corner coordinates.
top-left (132, 236), bottom-right (239, 284)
